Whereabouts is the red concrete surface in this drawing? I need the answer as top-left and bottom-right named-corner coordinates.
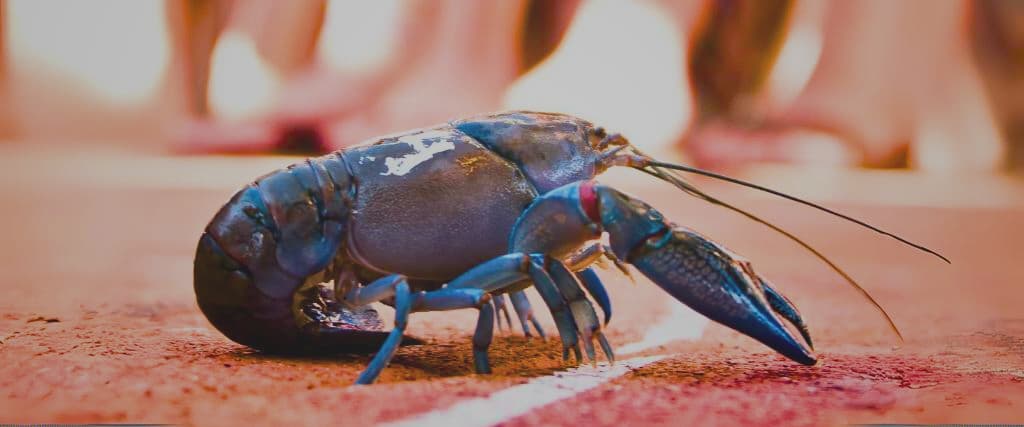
top-left (1, 147), bottom-right (1022, 426)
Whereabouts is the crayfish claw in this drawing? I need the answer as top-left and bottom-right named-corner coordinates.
top-left (759, 277), bottom-right (814, 351)
top-left (629, 227), bottom-right (817, 366)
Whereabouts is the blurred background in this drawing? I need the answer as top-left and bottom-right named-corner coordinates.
top-left (2, 5), bottom-right (1024, 421)
top-left (0, 0), bottom-right (1021, 173)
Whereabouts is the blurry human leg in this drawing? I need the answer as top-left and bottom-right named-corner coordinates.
top-left (324, 0), bottom-right (528, 148)
top-left (971, 0), bottom-right (1024, 171)
top-left (686, 0), bottom-right (1006, 171)
top-left (167, 0), bottom-right (284, 153)
top-left (172, 1), bottom-right (439, 154)
top-left (0, 0), bottom-right (13, 139)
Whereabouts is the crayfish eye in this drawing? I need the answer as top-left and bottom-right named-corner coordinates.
top-left (242, 205), bottom-right (261, 219)
top-left (589, 127), bottom-right (608, 148)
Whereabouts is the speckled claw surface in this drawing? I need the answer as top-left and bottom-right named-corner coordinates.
top-left (629, 228), bottom-right (817, 365)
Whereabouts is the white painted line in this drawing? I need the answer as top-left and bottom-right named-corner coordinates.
top-left (382, 300), bottom-right (707, 427)
top-left (381, 355), bottom-right (666, 427)
top-left (617, 302), bottom-right (708, 355)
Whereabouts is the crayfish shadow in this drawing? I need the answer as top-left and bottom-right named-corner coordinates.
top-left (633, 357), bottom-right (823, 384)
top-left (212, 336), bottom-right (568, 380)
top-left (627, 350), bottom-right (899, 386)
top-left (390, 336), bottom-right (571, 379)
top-left (223, 348), bottom-right (372, 364)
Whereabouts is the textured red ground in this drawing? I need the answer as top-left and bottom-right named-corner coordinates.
top-left (1, 147), bottom-right (1022, 426)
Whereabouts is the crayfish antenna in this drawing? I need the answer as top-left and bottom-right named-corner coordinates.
top-left (639, 157), bottom-right (949, 264)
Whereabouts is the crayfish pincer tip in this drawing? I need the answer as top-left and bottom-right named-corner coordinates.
top-left (760, 332), bottom-right (817, 366)
top-left (757, 318), bottom-right (817, 366)
top-left (796, 352), bottom-right (818, 366)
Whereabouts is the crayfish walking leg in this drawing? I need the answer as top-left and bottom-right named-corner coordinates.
top-left (508, 291), bottom-right (546, 338)
top-left (538, 257), bottom-right (614, 364)
top-left (491, 294), bottom-right (513, 333)
top-left (443, 253), bottom-right (615, 370)
top-left (339, 254), bottom-right (568, 383)
top-left (342, 274), bottom-right (492, 384)
top-left (492, 291), bottom-right (546, 337)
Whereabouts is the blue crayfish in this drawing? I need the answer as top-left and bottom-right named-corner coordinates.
top-left (194, 111), bottom-right (947, 384)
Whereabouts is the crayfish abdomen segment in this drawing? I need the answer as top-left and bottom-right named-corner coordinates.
top-left (195, 157), bottom-right (394, 354)
top-left (194, 232), bottom-right (305, 352)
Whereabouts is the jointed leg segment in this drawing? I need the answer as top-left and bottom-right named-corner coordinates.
top-left (347, 248), bottom-right (616, 382)
top-left (509, 291), bottom-right (546, 338)
top-left (347, 274), bottom-right (492, 384)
